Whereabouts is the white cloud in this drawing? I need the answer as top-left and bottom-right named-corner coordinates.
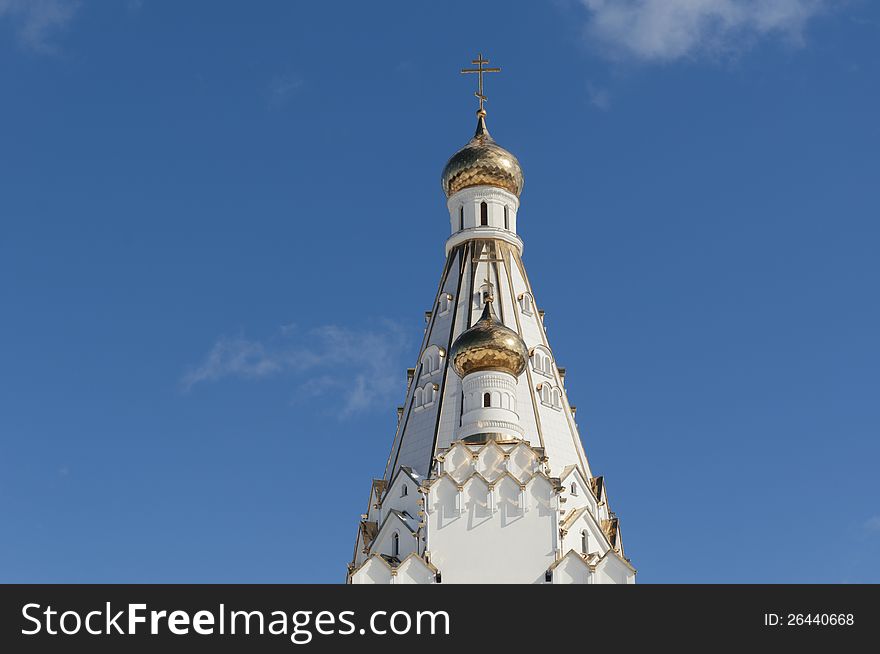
top-left (180, 337), bottom-right (282, 389)
top-left (0, 0), bottom-right (80, 54)
top-left (181, 321), bottom-right (411, 418)
top-left (587, 81), bottom-right (611, 109)
top-left (267, 73), bottom-right (303, 108)
top-left (579, 0), bottom-right (828, 62)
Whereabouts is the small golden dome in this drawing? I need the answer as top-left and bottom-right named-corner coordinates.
top-left (441, 115), bottom-right (524, 198)
top-left (450, 298), bottom-right (528, 378)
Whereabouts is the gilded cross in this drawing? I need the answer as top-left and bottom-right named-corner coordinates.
top-left (461, 53), bottom-right (501, 116)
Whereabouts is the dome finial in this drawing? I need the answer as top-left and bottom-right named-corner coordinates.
top-left (474, 113), bottom-right (490, 140)
top-left (461, 53), bottom-right (501, 118)
top-left (481, 293), bottom-right (495, 319)
top-left (441, 53), bottom-right (523, 198)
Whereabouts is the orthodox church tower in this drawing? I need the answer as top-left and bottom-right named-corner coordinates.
top-left (347, 56), bottom-right (635, 584)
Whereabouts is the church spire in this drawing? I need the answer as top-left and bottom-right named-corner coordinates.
top-left (347, 57), bottom-right (635, 585)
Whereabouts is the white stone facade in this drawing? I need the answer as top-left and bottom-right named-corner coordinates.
top-left (347, 118), bottom-right (635, 585)
top-left (459, 370), bottom-right (523, 441)
top-left (348, 441), bottom-right (635, 584)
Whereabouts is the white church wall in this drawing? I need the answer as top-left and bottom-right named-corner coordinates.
top-left (506, 441), bottom-right (540, 481)
top-left (395, 556), bottom-right (436, 584)
top-left (595, 553), bottom-right (635, 585)
top-left (371, 513), bottom-right (417, 561)
top-left (552, 552), bottom-right (592, 584)
top-left (382, 471), bottom-right (421, 522)
top-left (559, 468), bottom-right (597, 515)
top-left (439, 443), bottom-right (475, 483)
top-left (560, 511), bottom-right (608, 559)
top-left (474, 442), bottom-right (507, 480)
top-left (430, 475), bottom-right (463, 529)
top-left (447, 186), bottom-right (519, 234)
top-left (351, 558), bottom-right (393, 585)
top-left (426, 474), bottom-right (557, 584)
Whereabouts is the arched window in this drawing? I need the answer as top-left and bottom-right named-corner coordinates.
top-left (401, 484), bottom-right (408, 497)
top-left (504, 206), bottom-right (509, 230)
top-left (581, 530), bottom-right (589, 554)
top-left (552, 388), bottom-right (561, 408)
top-left (459, 206), bottom-right (464, 230)
top-left (391, 532), bottom-right (400, 557)
top-left (483, 392), bottom-right (491, 408)
top-left (480, 202), bottom-right (488, 226)
top-left (417, 382), bottom-right (437, 407)
top-left (571, 482), bottom-right (578, 496)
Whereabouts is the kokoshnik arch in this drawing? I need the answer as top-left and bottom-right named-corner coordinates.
top-left (347, 55), bottom-right (635, 585)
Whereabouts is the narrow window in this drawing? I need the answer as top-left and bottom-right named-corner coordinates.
top-left (504, 206), bottom-right (509, 230)
top-left (392, 532), bottom-right (400, 557)
top-left (483, 392), bottom-right (491, 408)
top-left (581, 530), bottom-right (589, 554)
top-left (459, 206), bottom-right (464, 230)
top-left (401, 484), bottom-right (408, 497)
top-left (545, 570), bottom-right (553, 583)
top-left (480, 202), bottom-right (488, 226)
top-left (435, 572), bottom-right (442, 583)
top-left (571, 482), bottom-right (578, 496)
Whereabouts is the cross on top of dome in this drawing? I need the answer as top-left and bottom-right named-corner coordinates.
top-left (460, 53), bottom-right (501, 117)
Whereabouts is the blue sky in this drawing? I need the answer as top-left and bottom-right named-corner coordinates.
top-left (1, 1), bottom-right (878, 583)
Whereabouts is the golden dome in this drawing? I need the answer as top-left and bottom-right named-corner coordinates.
top-left (441, 115), bottom-right (524, 198)
top-left (450, 298), bottom-right (528, 378)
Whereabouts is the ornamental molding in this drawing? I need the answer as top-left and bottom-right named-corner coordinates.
top-left (463, 375), bottom-right (517, 391)
top-left (446, 185), bottom-right (520, 212)
top-left (470, 419), bottom-right (525, 434)
top-left (445, 228), bottom-right (524, 255)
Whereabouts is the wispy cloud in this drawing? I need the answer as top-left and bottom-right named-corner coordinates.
top-left (267, 73), bottom-right (304, 109)
top-left (864, 516), bottom-right (880, 532)
top-left (181, 321), bottom-right (411, 418)
top-left (578, 0), bottom-right (829, 63)
top-left (586, 81), bottom-right (611, 110)
top-left (0, 0), bottom-right (80, 54)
